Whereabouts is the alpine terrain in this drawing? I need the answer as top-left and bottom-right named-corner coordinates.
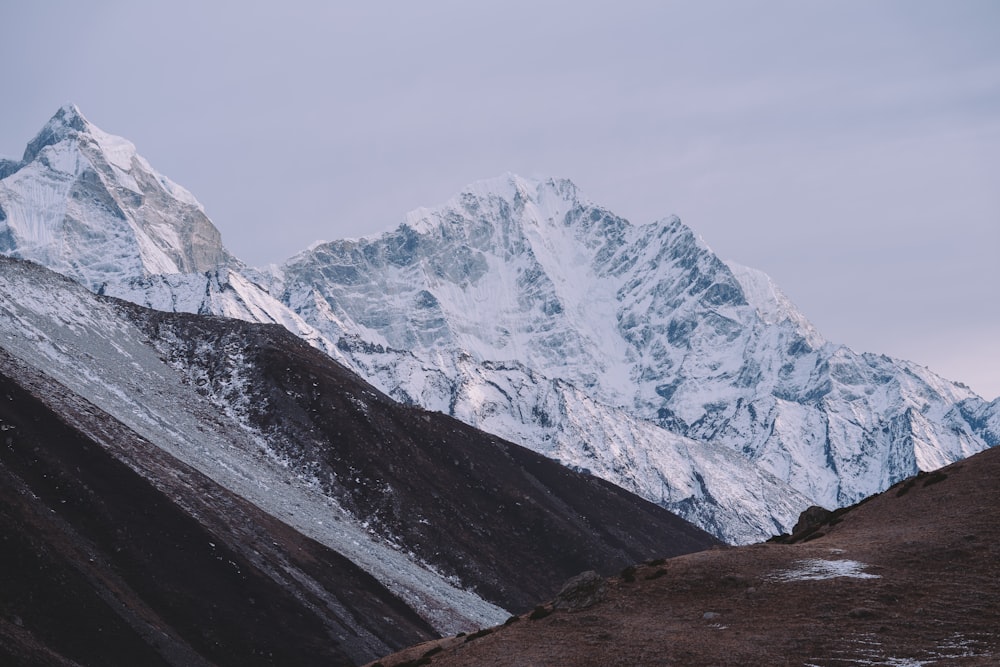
top-left (0, 253), bottom-right (718, 666)
top-left (1, 105), bottom-right (997, 548)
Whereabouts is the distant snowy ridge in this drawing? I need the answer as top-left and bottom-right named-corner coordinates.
top-left (2, 109), bottom-right (997, 545)
top-left (0, 104), bottom-right (223, 286)
top-left (273, 174), bottom-right (998, 541)
top-left (0, 105), bottom-right (351, 364)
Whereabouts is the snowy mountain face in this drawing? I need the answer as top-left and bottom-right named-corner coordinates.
top-left (0, 104), bottom-right (225, 288)
top-left (274, 175), bottom-right (998, 539)
top-left (2, 108), bottom-right (997, 546)
top-left (0, 105), bottom-right (319, 345)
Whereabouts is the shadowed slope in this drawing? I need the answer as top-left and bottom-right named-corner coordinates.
top-left (124, 304), bottom-right (720, 613)
top-left (0, 255), bottom-right (719, 664)
top-left (0, 350), bottom-right (437, 667)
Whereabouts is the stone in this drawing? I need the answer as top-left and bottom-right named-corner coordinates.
top-left (553, 571), bottom-right (607, 611)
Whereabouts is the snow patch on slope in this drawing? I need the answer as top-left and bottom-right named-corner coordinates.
top-left (771, 559), bottom-right (881, 582)
top-left (0, 258), bottom-right (507, 633)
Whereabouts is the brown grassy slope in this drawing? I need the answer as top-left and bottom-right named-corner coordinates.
top-left (370, 446), bottom-right (1000, 666)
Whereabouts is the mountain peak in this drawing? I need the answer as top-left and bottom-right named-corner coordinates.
top-left (51, 103), bottom-right (90, 130)
top-left (19, 105), bottom-right (151, 181)
top-left (459, 173), bottom-right (581, 205)
top-left (465, 172), bottom-right (541, 197)
top-left (22, 103), bottom-right (92, 163)
top-left (1, 106), bottom-right (226, 286)
top-left (402, 173), bottom-right (585, 235)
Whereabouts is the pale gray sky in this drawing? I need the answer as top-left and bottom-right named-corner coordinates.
top-left (2, 1), bottom-right (998, 398)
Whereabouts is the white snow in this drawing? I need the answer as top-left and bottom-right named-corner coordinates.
top-left (272, 174), bottom-right (992, 542)
top-left (0, 105), bottom-right (219, 289)
top-left (771, 559), bottom-right (881, 582)
top-left (804, 630), bottom-right (994, 666)
top-left (727, 261), bottom-right (825, 348)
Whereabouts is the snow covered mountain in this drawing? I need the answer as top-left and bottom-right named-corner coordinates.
top-left (3, 107), bottom-right (997, 546)
top-left (272, 174), bottom-right (999, 540)
top-left (0, 104), bottom-right (334, 354)
top-left (0, 104), bottom-right (225, 287)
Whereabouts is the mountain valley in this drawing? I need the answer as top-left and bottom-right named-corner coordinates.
top-left (3, 106), bottom-right (997, 545)
top-left (0, 105), bottom-right (997, 666)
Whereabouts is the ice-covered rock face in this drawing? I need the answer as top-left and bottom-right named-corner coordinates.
top-left (283, 176), bottom-right (811, 420)
top-left (0, 104), bottom-right (227, 290)
top-left (3, 108), bottom-right (994, 544)
top-left (277, 174), bottom-right (993, 533)
top-left (0, 107), bottom-right (327, 348)
top-left (284, 176), bottom-right (631, 397)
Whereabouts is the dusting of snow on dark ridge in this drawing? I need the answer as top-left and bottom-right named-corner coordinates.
top-left (0, 256), bottom-right (507, 634)
top-left (122, 301), bottom-right (720, 612)
top-left (0, 255), bottom-right (718, 642)
top-left (0, 344), bottom-right (437, 666)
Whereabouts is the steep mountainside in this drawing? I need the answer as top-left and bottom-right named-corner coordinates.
top-left (119, 301), bottom-right (719, 613)
top-left (0, 255), bottom-right (718, 663)
top-left (0, 349), bottom-right (434, 667)
top-left (0, 104), bottom-right (335, 353)
top-left (370, 445), bottom-right (1000, 666)
top-left (0, 104), bottom-right (225, 287)
top-left (275, 174), bottom-right (997, 537)
top-left (2, 108), bottom-right (997, 544)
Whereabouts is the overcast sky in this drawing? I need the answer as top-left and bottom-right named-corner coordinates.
top-left (2, 1), bottom-right (998, 398)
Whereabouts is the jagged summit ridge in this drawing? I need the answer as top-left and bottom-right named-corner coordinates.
top-left (279, 175), bottom-right (778, 415)
top-left (273, 171), bottom-right (996, 539)
top-left (402, 174), bottom-right (585, 234)
top-left (21, 103), bottom-right (91, 164)
top-left (283, 174), bottom-right (650, 403)
top-left (0, 104), bottom-right (223, 289)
